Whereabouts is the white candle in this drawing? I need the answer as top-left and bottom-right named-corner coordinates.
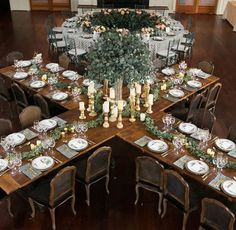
top-left (135, 83), bottom-right (141, 94)
top-left (118, 100), bottom-right (123, 110)
top-left (130, 87), bottom-right (136, 97)
top-left (88, 81), bottom-right (95, 94)
top-left (79, 101), bottom-right (85, 110)
top-left (109, 87), bottom-right (115, 99)
top-left (113, 106), bottom-right (118, 118)
top-left (148, 94), bottom-right (154, 105)
top-left (140, 113), bottom-right (146, 121)
top-left (103, 101), bottom-right (110, 113)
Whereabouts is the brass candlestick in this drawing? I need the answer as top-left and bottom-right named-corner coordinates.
top-left (109, 100), bottom-right (116, 122)
top-left (79, 108), bottom-right (86, 119)
top-left (87, 94), bottom-right (91, 112)
top-left (143, 84), bottom-right (150, 108)
top-left (116, 110), bottom-right (123, 129)
top-left (103, 79), bottom-right (109, 100)
top-left (146, 103), bottom-right (153, 114)
top-left (103, 112), bottom-right (110, 128)
top-left (129, 96), bottom-right (136, 122)
top-left (135, 93), bottom-right (141, 111)
top-left (88, 93), bottom-right (97, 117)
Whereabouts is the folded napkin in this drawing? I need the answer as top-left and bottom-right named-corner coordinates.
top-left (51, 116), bottom-right (67, 126)
top-left (162, 94), bottom-right (179, 103)
top-left (56, 144), bottom-right (78, 159)
top-left (21, 128), bottom-right (39, 141)
top-left (20, 163), bottom-right (42, 179)
top-left (134, 136), bottom-right (152, 147)
top-left (173, 155), bottom-right (194, 169)
top-left (208, 173), bottom-right (231, 191)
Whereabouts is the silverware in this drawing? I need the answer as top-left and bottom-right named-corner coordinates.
top-left (203, 173), bottom-right (212, 181)
top-left (0, 168), bottom-right (10, 176)
top-left (201, 171), bottom-right (210, 179)
top-left (51, 156), bottom-right (62, 164)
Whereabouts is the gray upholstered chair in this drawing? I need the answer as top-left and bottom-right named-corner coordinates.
top-left (6, 51), bottom-right (23, 65)
top-left (134, 156), bottom-right (164, 214)
top-left (198, 60), bottom-right (215, 75)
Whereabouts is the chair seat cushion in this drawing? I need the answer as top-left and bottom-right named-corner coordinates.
top-left (53, 40), bottom-right (66, 48)
top-left (49, 33), bottom-right (63, 40)
top-left (68, 48), bottom-right (87, 56)
top-left (157, 50), bottom-right (176, 57)
top-left (53, 27), bottom-right (63, 33)
top-left (176, 45), bottom-right (189, 52)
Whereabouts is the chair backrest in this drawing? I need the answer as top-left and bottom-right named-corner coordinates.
top-left (200, 198), bottom-right (235, 230)
top-left (47, 13), bottom-right (57, 28)
top-left (167, 39), bottom-right (176, 57)
top-left (198, 60), bottom-right (214, 75)
top-left (164, 170), bottom-right (189, 211)
top-left (59, 53), bottom-right (70, 69)
top-left (136, 156), bottom-right (164, 189)
top-left (6, 51), bottom-right (23, 65)
top-left (11, 83), bottom-right (29, 110)
top-left (0, 77), bottom-right (11, 100)
top-left (0, 118), bottom-right (13, 136)
top-left (205, 83), bottom-right (222, 113)
top-left (50, 166), bottom-right (76, 207)
top-left (85, 146), bottom-right (112, 183)
top-left (19, 106), bottom-right (42, 129)
top-left (185, 32), bottom-right (195, 46)
top-left (33, 94), bottom-right (51, 119)
top-left (186, 94), bottom-right (203, 122)
top-left (228, 124), bottom-right (236, 143)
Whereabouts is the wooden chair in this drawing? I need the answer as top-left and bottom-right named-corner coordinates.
top-left (228, 124), bottom-right (236, 143)
top-left (0, 76), bottom-right (11, 101)
top-left (6, 51), bottom-right (23, 65)
top-left (134, 156), bottom-right (164, 214)
top-left (199, 198), bottom-right (235, 230)
top-left (0, 188), bottom-right (13, 218)
top-left (33, 94), bottom-right (51, 119)
top-left (198, 60), bottom-right (215, 75)
top-left (75, 146), bottom-right (111, 206)
top-left (59, 53), bottom-right (70, 70)
top-left (27, 166), bottom-right (76, 230)
top-left (0, 94), bottom-right (14, 118)
top-left (19, 106), bottom-right (42, 129)
top-left (0, 118), bottom-right (13, 136)
top-left (162, 170), bottom-right (199, 230)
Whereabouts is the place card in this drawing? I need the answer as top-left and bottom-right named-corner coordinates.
top-left (21, 128), bottom-right (39, 141)
top-left (20, 163), bottom-right (42, 179)
top-left (208, 173), bottom-right (231, 191)
top-left (51, 116), bottom-right (67, 126)
top-left (162, 94), bottom-right (179, 103)
top-left (173, 155), bottom-right (194, 169)
top-left (56, 144), bottom-right (78, 159)
top-left (134, 136), bottom-right (153, 147)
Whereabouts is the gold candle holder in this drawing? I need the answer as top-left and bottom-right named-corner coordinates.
top-left (109, 100), bottom-right (116, 122)
top-left (87, 94), bottom-right (91, 112)
top-left (79, 109), bottom-right (86, 119)
top-left (143, 84), bottom-right (150, 108)
top-left (135, 93), bottom-right (141, 111)
top-left (146, 104), bottom-right (153, 114)
top-left (103, 112), bottom-right (110, 128)
top-left (89, 93), bottom-right (97, 117)
top-left (129, 96), bottom-right (136, 122)
top-left (103, 79), bottom-right (109, 100)
top-left (116, 110), bottom-right (123, 129)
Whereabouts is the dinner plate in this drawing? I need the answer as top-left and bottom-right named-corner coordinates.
top-left (147, 140), bottom-right (168, 153)
top-left (169, 89), bottom-right (185, 98)
top-left (161, 67), bottom-right (175, 76)
top-left (6, 133), bottom-right (26, 146)
top-left (46, 63), bottom-right (59, 70)
top-left (62, 70), bottom-right (77, 78)
top-left (221, 180), bottom-right (236, 197)
top-left (52, 92), bottom-right (68, 101)
top-left (187, 80), bottom-right (202, 88)
top-left (83, 79), bottom-right (92, 86)
top-left (17, 60), bottom-right (31, 68)
top-left (38, 119), bottom-right (57, 130)
top-left (185, 160), bottom-right (209, 175)
top-left (13, 72), bottom-right (28, 80)
top-left (67, 138), bottom-right (88, 151)
top-left (0, 159), bottom-right (8, 172)
top-left (30, 80), bottom-right (46, 89)
top-left (187, 68), bottom-right (200, 77)
top-left (197, 70), bottom-right (211, 79)
top-left (152, 36), bottom-right (164, 41)
top-left (178, 123), bottom-right (198, 135)
top-left (31, 156), bottom-right (54, 171)
top-left (215, 138), bottom-right (236, 152)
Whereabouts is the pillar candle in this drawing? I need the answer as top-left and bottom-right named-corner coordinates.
top-left (135, 83), bottom-right (141, 94)
top-left (148, 94), bottom-right (154, 105)
top-left (109, 87), bottom-right (115, 99)
top-left (79, 101), bottom-right (85, 110)
top-left (130, 87), bottom-right (136, 97)
top-left (103, 101), bottom-right (110, 113)
top-left (118, 100), bottom-right (123, 110)
top-left (140, 113), bottom-right (146, 121)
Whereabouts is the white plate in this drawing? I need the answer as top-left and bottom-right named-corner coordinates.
top-left (83, 79), bottom-right (92, 86)
top-left (81, 34), bottom-right (93, 39)
top-left (169, 89), bottom-right (185, 98)
top-left (147, 140), bottom-right (168, 153)
top-left (215, 138), bottom-right (236, 152)
top-left (161, 68), bottom-right (175, 76)
top-left (152, 36), bottom-right (164, 41)
top-left (197, 70), bottom-right (211, 79)
top-left (68, 138), bottom-right (88, 151)
top-left (167, 32), bottom-right (175, 36)
top-left (52, 92), bottom-right (68, 101)
top-left (187, 80), bottom-right (202, 88)
top-left (185, 160), bottom-right (209, 175)
top-left (17, 60), bottom-right (31, 68)
top-left (13, 72), bottom-right (28, 80)
top-left (178, 123), bottom-right (198, 135)
top-left (6, 133), bottom-right (26, 146)
top-left (38, 119), bottom-right (57, 130)
top-left (0, 159), bottom-right (8, 172)
top-left (30, 80), bottom-right (46, 89)
top-left (32, 156), bottom-right (54, 171)
top-left (62, 70), bottom-right (77, 78)
top-left (221, 180), bottom-right (236, 197)
top-left (46, 63), bottom-right (59, 69)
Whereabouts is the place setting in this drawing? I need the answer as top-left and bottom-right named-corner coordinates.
top-left (185, 159), bottom-right (209, 175)
top-left (178, 122), bottom-right (198, 135)
top-left (51, 91), bottom-right (69, 102)
top-left (161, 67), bottom-right (175, 76)
top-left (13, 71), bottom-right (29, 80)
top-left (181, 79), bottom-right (203, 92)
top-left (162, 88), bottom-right (185, 103)
top-left (5, 132), bottom-right (26, 147)
top-left (29, 80), bottom-right (47, 89)
top-left (147, 139), bottom-right (169, 156)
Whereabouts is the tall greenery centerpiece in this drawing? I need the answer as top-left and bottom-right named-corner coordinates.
top-left (86, 30), bottom-right (154, 85)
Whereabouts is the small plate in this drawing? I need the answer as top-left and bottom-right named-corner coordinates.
top-left (221, 180), bottom-right (236, 197)
top-left (0, 159), bottom-right (8, 172)
top-left (178, 123), bottom-right (198, 134)
top-left (161, 67), bottom-right (175, 76)
top-left (46, 63), bottom-right (59, 69)
top-left (215, 138), bottom-right (236, 152)
top-left (185, 160), bottom-right (209, 175)
top-left (32, 156), bottom-right (54, 171)
top-left (30, 80), bottom-right (46, 89)
top-left (197, 70), bottom-right (211, 79)
top-left (62, 70), bottom-right (77, 78)
top-left (17, 60), bottom-right (31, 68)
top-left (6, 133), bottom-right (26, 146)
top-left (68, 138), bottom-right (88, 151)
top-left (169, 89), bottom-right (185, 98)
top-left (38, 119), bottom-right (57, 130)
top-left (13, 72), bottom-right (28, 80)
top-left (52, 92), bottom-right (68, 101)
top-left (83, 79), bottom-right (92, 86)
top-left (152, 36), bottom-right (164, 41)
top-left (147, 140), bottom-right (168, 153)
top-left (187, 80), bottom-right (202, 88)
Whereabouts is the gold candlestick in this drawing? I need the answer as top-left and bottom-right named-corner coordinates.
top-left (143, 83), bottom-right (150, 108)
top-left (89, 93), bottom-right (97, 117)
top-left (103, 112), bottom-right (110, 128)
top-left (117, 110), bottom-right (123, 129)
top-left (135, 93), bottom-right (141, 111)
top-left (103, 79), bottom-right (109, 100)
top-left (87, 94), bottom-right (91, 112)
top-left (79, 108), bottom-right (86, 119)
top-left (109, 100), bottom-right (116, 122)
top-left (146, 104), bottom-right (153, 114)
top-left (129, 96), bottom-right (136, 122)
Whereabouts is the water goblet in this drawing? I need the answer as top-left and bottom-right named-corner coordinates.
top-left (14, 153), bottom-right (22, 172)
top-left (7, 152), bottom-right (16, 175)
top-left (48, 137), bottom-right (56, 155)
top-left (0, 137), bottom-right (10, 153)
top-left (172, 135), bottom-right (185, 154)
top-left (216, 152), bottom-right (228, 175)
top-left (72, 87), bottom-right (79, 101)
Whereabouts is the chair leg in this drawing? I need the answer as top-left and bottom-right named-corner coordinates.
top-left (7, 198), bottom-right (14, 217)
top-left (105, 175), bottom-right (110, 194)
top-left (161, 198), bottom-right (167, 219)
top-left (182, 212), bottom-right (189, 230)
top-left (71, 195), bottom-right (76, 215)
top-left (85, 184), bottom-right (90, 206)
top-left (49, 208), bottom-right (56, 230)
top-left (157, 192), bottom-right (163, 215)
top-left (28, 198), bottom-right (35, 218)
top-left (134, 185), bottom-right (139, 205)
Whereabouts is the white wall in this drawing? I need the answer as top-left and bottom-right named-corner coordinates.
top-left (10, 0), bottom-right (30, 11)
top-left (216, 0), bottom-right (229, 14)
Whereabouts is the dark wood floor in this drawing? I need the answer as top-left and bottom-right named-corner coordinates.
top-left (0, 11), bottom-right (236, 230)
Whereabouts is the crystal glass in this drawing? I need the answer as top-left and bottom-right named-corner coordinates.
top-left (162, 114), bottom-right (175, 131)
top-left (7, 152), bottom-right (16, 175)
top-left (172, 135), bottom-right (185, 154)
top-left (14, 59), bottom-right (20, 72)
top-left (15, 153), bottom-right (22, 172)
top-left (1, 137), bottom-right (10, 152)
top-left (198, 128), bottom-right (210, 149)
top-left (72, 87), bottom-right (79, 101)
top-left (48, 137), bottom-right (56, 155)
top-left (216, 152), bottom-right (228, 174)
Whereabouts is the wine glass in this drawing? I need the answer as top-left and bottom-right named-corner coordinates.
top-left (14, 153), bottom-right (22, 172)
top-left (14, 59), bottom-right (19, 72)
top-left (172, 135), bottom-right (185, 154)
top-left (216, 152), bottom-right (228, 175)
top-left (72, 87), bottom-right (79, 101)
top-left (7, 152), bottom-right (16, 175)
top-left (48, 137), bottom-right (56, 155)
top-left (0, 137), bottom-right (10, 153)
top-left (80, 123), bottom-right (88, 139)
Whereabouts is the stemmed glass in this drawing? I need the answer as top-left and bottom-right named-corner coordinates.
top-left (74, 121), bottom-right (88, 139)
top-left (7, 152), bottom-right (16, 175)
top-left (216, 152), bottom-right (228, 174)
top-left (48, 137), bottom-right (56, 155)
top-left (172, 135), bottom-right (185, 154)
top-left (198, 129), bottom-right (211, 150)
top-left (14, 59), bottom-right (20, 72)
top-left (1, 137), bottom-right (10, 154)
top-left (14, 153), bottom-right (22, 172)
top-left (72, 87), bottom-right (80, 101)
top-left (162, 114), bottom-right (175, 132)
